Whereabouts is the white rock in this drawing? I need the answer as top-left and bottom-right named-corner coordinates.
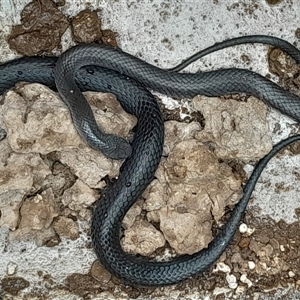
top-left (289, 271), bottom-right (295, 278)
top-left (214, 262), bottom-right (231, 273)
top-left (248, 261), bottom-right (256, 270)
top-left (7, 261), bottom-right (17, 275)
top-left (240, 274), bottom-right (253, 287)
top-left (239, 223), bottom-right (248, 233)
top-left (226, 273), bottom-right (238, 289)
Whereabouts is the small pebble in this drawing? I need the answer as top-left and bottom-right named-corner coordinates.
top-left (7, 262), bottom-right (17, 275)
top-left (226, 274), bottom-right (238, 289)
top-left (240, 274), bottom-right (253, 287)
top-left (248, 261), bottom-right (256, 270)
top-left (289, 271), bottom-right (295, 278)
top-left (235, 285), bottom-right (246, 295)
top-left (214, 262), bottom-right (231, 273)
top-left (239, 223), bottom-right (248, 233)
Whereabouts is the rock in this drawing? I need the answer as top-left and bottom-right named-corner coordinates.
top-left (9, 227), bottom-right (57, 247)
top-left (130, 139), bottom-right (242, 255)
top-left (52, 216), bottom-right (79, 240)
top-left (193, 96), bottom-right (272, 161)
top-left (2, 276), bottom-right (30, 296)
top-left (2, 86), bottom-right (83, 154)
top-left (248, 261), bottom-right (256, 270)
top-left (226, 273), bottom-right (238, 289)
top-left (65, 273), bottom-right (102, 297)
top-left (2, 84), bottom-right (135, 156)
top-left (0, 84), bottom-right (136, 247)
top-left (71, 9), bottom-right (102, 44)
top-left (61, 179), bottom-right (98, 212)
top-left (214, 262), bottom-right (231, 274)
top-left (101, 29), bottom-right (118, 47)
top-left (0, 151), bottom-right (52, 234)
top-left (157, 140), bottom-right (241, 254)
top-left (163, 120), bottom-right (202, 155)
top-left (7, 0), bottom-right (69, 55)
top-left (122, 201), bottom-right (143, 230)
top-left (240, 274), bottom-right (253, 287)
top-left (0, 191), bottom-right (24, 230)
top-left (18, 189), bottom-right (59, 231)
top-left (90, 260), bottom-right (112, 286)
top-left (0, 82), bottom-right (243, 269)
top-left (0, 152), bottom-right (51, 195)
top-left (121, 219), bottom-right (166, 256)
top-left (8, 189), bottom-right (59, 246)
top-left (159, 209), bottom-right (212, 255)
top-left (143, 179), bottom-right (167, 212)
top-left (6, 262), bottom-right (18, 276)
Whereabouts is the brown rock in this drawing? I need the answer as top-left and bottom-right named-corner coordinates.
top-left (101, 29), bottom-right (118, 47)
top-left (2, 276), bottom-right (30, 296)
top-left (122, 219), bottom-right (165, 256)
top-left (52, 216), bottom-right (79, 240)
top-left (71, 9), bottom-right (102, 44)
top-left (8, 0), bottom-right (69, 55)
top-left (65, 273), bottom-right (102, 297)
top-left (19, 189), bottom-right (59, 231)
top-left (90, 260), bottom-right (112, 286)
top-left (193, 96), bottom-right (272, 161)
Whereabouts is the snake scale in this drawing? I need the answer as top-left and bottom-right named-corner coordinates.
top-left (1, 35), bottom-right (300, 286)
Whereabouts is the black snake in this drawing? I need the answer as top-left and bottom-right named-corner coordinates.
top-left (1, 35), bottom-right (300, 286)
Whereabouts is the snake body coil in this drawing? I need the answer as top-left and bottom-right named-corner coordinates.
top-left (1, 35), bottom-right (300, 286)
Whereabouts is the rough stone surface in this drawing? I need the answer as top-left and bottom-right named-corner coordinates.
top-left (0, 82), bottom-right (243, 258)
top-left (90, 260), bottom-right (112, 287)
top-left (0, 83), bottom-right (135, 247)
top-left (8, 189), bottom-right (59, 246)
top-left (61, 179), bottom-right (98, 213)
top-left (52, 216), bottom-right (79, 240)
top-left (193, 96), bottom-right (272, 161)
top-left (7, 0), bottom-right (69, 55)
top-left (122, 219), bottom-right (166, 256)
top-left (163, 120), bottom-right (202, 155)
top-left (71, 9), bottom-right (102, 43)
top-left (143, 139), bottom-right (242, 255)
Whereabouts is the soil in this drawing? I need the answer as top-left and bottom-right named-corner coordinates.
top-left (7, 0), bottom-right (69, 56)
top-left (265, 0), bottom-right (284, 5)
top-left (7, 0), bottom-right (118, 56)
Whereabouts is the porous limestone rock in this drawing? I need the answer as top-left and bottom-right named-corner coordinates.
top-left (0, 84), bottom-right (270, 259)
top-left (193, 96), bottom-right (272, 160)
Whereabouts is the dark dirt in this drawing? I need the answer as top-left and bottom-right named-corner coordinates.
top-left (8, 0), bottom-right (69, 56)
top-left (71, 9), bottom-right (118, 47)
top-left (71, 9), bottom-right (102, 44)
top-left (268, 47), bottom-right (300, 98)
top-left (65, 273), bottom-right (104, 298)
top-left (7, 0), bottom-right (118, 56)
top-left (266, 0), bottom-right (284, 5)
top-left (2, 277), bottom-right (30, 296)
top-left (268, 45), bottom-right (300, 156)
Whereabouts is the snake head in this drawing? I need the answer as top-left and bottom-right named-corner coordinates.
top-left (103, 134), bottom-right (132, 160)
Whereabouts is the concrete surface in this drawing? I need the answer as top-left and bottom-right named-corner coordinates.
top-left (0, 0), bottom-right (300, 299)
